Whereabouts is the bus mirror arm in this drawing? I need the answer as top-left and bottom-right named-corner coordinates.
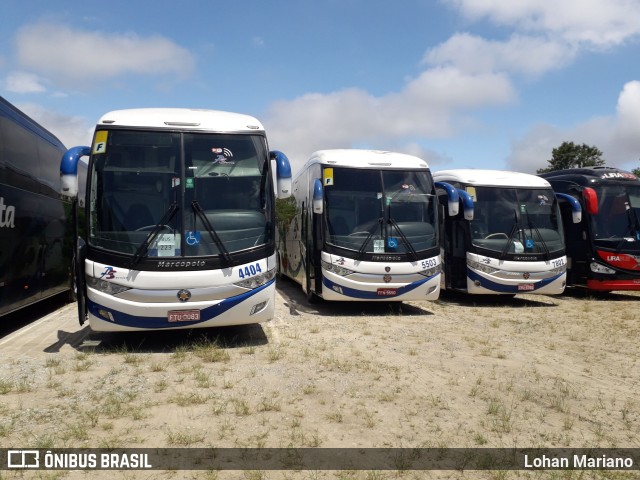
top-left (435, 182), bottom-right (459, 217)
top-left (456, 188), bottom-right (474, 221)
top-left (312, 178), bottom-right (323, 214)
top-left (270, 150), bottom-right (292, 199)
top-left (60, 146), bottom-right (90, 198)
top-left (555, 193), bottom-right (582, 223)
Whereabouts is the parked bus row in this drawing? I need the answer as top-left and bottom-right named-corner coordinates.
top-left (3, 98), bottom-right (638, 332)
top-left (278, 151), bottom-right (640, 302)
top-left (58, 111), bottom-right (640, 332)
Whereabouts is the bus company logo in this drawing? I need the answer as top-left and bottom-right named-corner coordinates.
top-left (0, 196), bottom-right (16, 229)
top-left (99, 267), bottom-right (117, 279)
top-left (371, 255), bottom-right (402, 262)
top-left (523, 272), bottom-right (531, 280)
top-left (335, 257), bottom-right (346, 266)
top-left (383, 275), bottom-right (392, 283)
top-left (157, 260), bottom-right (207, 268)
top-left (601, 172), bottom-right (637, 180)
top-left (177, 289), bottom-right (191, 302)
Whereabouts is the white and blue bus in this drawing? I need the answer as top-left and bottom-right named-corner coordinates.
top-left (60, 108), bottom-right (291, 331)
top-left (276, 149), bottom-right (461, 302)
top-left (0, 96), bottom-right (73, 318)
top-left (433, 169), bottom-right (581, 295)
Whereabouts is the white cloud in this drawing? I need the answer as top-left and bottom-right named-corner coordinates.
top-left (265, 67), bottom-right (516, 171)
top-left (507, 81), bottom-right (640, 173)
top-left (446, 0), bottom-right (640, 48)
top-left (15, 22), bottom-right (196, 86)
top-left (4, 71), bottom-right (48, 93)
top-left (424, 33), bottom-right (576, 76)
top-left (18, 102), bottom-right (94, 149)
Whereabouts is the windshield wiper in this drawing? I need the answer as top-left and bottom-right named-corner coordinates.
top-left (131, 202), bottom-right (178, 266)
top-left (499, 210), bottom-right (520, 260)
top-left (191, 201), bottom-right (232, 264)
top-left (356, 217), bottom-right (384, 260)
top-left (388, 217), bottom-right (418, 261)
top-left (521, 205), bottom-right (550, 258)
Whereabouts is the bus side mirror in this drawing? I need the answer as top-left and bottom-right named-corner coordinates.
top-left (434, 181), bottom-right (459, 217)
top-left (555, 193), bottom-right (582, 223)
top-left (313, 178), bottom-right (323, 214)
top-left (270, 150), bottom-right (292, 199)
top-left (583, 187), bottom-right (598, 216)
top-left (457, 188), bottom-right (474, 221)
top-left (60, 146), bottom-right (90, 198)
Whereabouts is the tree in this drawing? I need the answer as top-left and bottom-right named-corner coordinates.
top-left (633, 167), bottom-right (640, 177)
top-left (537, 141), bottom-right (605, 174)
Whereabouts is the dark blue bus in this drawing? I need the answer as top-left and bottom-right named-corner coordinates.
top-left (0, 96), bottom-right (73, 317)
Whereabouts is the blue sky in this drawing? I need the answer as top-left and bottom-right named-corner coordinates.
top-left (2, 0), bottom-right (640, 175)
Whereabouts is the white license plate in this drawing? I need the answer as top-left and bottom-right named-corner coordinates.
top-left (168, 310), bottom-right (200, 322)
top-left (376, 288), bottom-right (398, 297)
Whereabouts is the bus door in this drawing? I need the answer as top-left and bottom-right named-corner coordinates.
top-left (305, 173), bottom-right (323, 299)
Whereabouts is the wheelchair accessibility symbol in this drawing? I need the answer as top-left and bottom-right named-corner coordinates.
top-left (186, 231), bottom-right (201, 246)
top-left (387, 237), bottom-right (398, 249)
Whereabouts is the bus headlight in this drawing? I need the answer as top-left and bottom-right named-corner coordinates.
top-left (233, 267), bottom-right (276, 289)
top-left (418, 265), bottom-right (441, 277)
top-left (590, 262), bottom-right (615, 274)
top-left (321, 260), bottom-right (354, 277)
top-left (467, 260), bottom-right (499, 275)
top-left (551, 264), bottom-right (567, 275)
top-left (86, 276), bottom-right (131, 295)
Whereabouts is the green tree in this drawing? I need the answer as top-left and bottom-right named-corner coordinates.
top-left (537, 141), bottom-right (605, 174)
top-left (632, 167), bottom-right (640, 177)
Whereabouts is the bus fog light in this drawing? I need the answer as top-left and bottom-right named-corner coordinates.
top-left (250, 301), bottom-right (268, 315)
top-left (427, 285), bottom-right (438, 294)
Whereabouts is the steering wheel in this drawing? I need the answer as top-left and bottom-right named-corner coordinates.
top-left (484, 232), bottom-right (509, 239)
top-left (134, 225), bottom-right (173, 232)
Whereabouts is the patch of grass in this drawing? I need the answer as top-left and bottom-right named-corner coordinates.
top-left (166, 428), bottom-right (206, 446)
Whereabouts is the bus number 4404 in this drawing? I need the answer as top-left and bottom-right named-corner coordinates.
top-left (238, 263), bottom-right (262, 279)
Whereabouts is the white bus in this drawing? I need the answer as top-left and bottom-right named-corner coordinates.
top-left (60, 108), bottom-right (291, 331)
top-left (433, 169), bottom-right (581, 295)
top-left (276, 149), bottom-right (460, 302)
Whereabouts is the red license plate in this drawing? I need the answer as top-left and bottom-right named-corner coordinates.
top-left (517, 284), bottom-right (535, 291)
top-left (377, 288), bottom-right (397, 297)
top-left (168, 310), bottom-right (200, 322)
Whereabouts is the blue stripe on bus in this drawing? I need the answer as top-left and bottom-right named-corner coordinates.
top-left (87, 280), bottom-right (274, 329)
top-left (466, 269), bottom-right (563, 294)
top-left (321, 274), bottom-right (436, 300)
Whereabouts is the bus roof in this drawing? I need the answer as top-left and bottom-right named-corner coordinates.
top-left (538, 167), bottom-right (640, 186)
top-left (303, 149), bottom-right (430, 171)
top-left (433, 169), bottom-right (552, 188)
top-left (0, 95), bottom-right (66, 149)
top-left (96, 108), bottom-right (264, 133)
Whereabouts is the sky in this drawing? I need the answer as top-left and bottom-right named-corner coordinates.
top-left (2, 0), bottom-right (640, 176)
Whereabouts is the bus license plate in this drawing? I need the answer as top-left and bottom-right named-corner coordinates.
top-left (377, 288), bottom-right (397, 297)
top-left (517, 284), bottom-right (535, 291)
top-left (168, 310), bottom-right (200, 322)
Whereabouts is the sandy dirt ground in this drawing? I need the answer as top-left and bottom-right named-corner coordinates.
top-left (0, 280), bottom-right (638, 479)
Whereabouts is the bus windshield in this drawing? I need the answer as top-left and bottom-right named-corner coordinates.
top-left (323, 168), bottom-right (437, 254)
top-left (469, 187), bottom-right (564, 256)
top-left (89, 130), bottom-right (271, 258)
top-left (590, 185), bottom-right (640, 252)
